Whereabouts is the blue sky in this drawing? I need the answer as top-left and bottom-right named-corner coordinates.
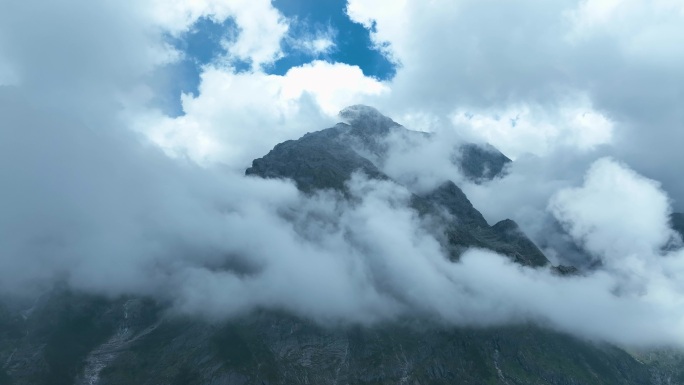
top-left (271, 0), bottom-right (394, 79)
top-left (161, 0), bottom-right (395, 116)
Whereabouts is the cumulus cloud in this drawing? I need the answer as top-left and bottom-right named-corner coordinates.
top-left (0, 0), bottom-right (294, 134)
top-left (148, 0), bottom-right (289, 68)
top-left (549, 158), bottom-right (678, 261)
top-left (138, 61), bottom-right (388, 168)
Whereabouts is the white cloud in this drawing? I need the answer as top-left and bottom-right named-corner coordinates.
top-left (549, 157), bottom-right (676, 264)
top-left (311, 38), bottom-right (335, 54)
top-left (0, 0), bottom-right (173, 120)
top-left (0, 0), bottom-right (291, 100)
top-left (139, 61), bottom-right (389, 167)
top-left (540, 159), bottom-right (684, 342)
top-left (148, 0), bottom-right (289, 68)
top-left (303, 37), bottom-right (335, 55)
top-left (451, 99), bottom-right (614, 159)
top-left (345, 0), bottom-right (684, 207)
top-left (567, 0), bottom-right (684, 37)
top-left (280, 61), bottom-right (389, 114)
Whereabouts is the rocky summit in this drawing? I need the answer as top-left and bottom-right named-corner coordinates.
top-left (247, 105), bottom-right (544, 267)
top-left (2, 106), bottom-right (684, 385)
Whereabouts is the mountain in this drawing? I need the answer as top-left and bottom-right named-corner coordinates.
top-left (247, 105), bottom-right (545, 267)
top-left (247, 105), bottom-right (511, 192)
top-left (1, 105), bottom-right (682, 385)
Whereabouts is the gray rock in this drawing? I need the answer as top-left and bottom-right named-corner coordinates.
top-left (456, 143), bottom-right (511, 182)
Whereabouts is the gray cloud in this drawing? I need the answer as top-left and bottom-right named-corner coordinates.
top-left (0, 0), bottom-right (172, 127)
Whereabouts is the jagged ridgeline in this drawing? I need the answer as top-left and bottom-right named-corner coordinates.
top-left (2, 106), bottom-right (682, 385)
top-left (247, 105), bottom-right (547, 267)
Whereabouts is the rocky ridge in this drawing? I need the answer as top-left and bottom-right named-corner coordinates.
top-left (247, 105), bottom-right (546, 267)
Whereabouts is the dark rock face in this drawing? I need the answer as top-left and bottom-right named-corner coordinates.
top-left (423, 181), bottom-right (489, 228)
top-left (671, 212), bottom-right (684, 240)
top-left (490, 219), bottom-right (550, 267)
top-left (552, 265), bottom-right (580, 276)
top-left (418, 182), bottom-right (548, 266)
top-left (246, 124), bottom-right (386, 193)
top-left (457, 143), bottom-right (511, 182)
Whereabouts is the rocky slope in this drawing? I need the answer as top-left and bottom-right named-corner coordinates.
top-left (2, 106), bottom-right (683, 385)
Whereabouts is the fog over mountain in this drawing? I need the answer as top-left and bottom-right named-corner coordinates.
top-left (2, 89), bottom-right (684, 349)
top-left (2, 1), bottom-right (684, 383)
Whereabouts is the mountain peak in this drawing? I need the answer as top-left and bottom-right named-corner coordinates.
top-left (339, 105), bottom-right (400, 133)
